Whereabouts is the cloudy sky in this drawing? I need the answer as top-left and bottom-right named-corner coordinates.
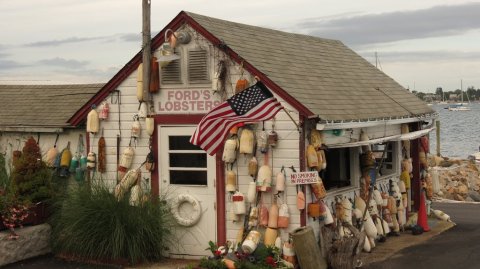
top-left (1, 0), bottom-right (479, 92)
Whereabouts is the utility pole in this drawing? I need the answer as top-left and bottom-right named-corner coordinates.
top-left (142, 0), bottom-right (151, 101)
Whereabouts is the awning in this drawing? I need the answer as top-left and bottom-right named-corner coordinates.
top-left (326, 134), bottom-right (401, 149)
top-left (396, 127), bottom-right (434, 141)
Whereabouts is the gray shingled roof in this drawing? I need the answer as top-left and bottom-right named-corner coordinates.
top-left (0, 84), bottom-right (104, 130)
top-left (187, 12), bottom-right (434, 121)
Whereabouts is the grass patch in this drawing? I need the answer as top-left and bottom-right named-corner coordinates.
top-left (50, 182), bottom-right (174, 264)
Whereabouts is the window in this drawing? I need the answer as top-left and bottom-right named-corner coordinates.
top-left (322, 148), bottom-right (351, 190)
top-left (371, 142), bottom-right (395, 177)
top-left (168, 135), bottom-right (207, 185)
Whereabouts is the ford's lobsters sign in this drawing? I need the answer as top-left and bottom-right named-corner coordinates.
top-left (157, 89), bottom-right (221, 113)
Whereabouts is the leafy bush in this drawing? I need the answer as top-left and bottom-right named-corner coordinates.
top-left (50, 183), bottom-right (174, 264)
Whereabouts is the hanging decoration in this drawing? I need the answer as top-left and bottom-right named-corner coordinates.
top-left (248, 156), bottom-right (258, 178)
top-left (136, 63), bottom-right (144, 102)
top-left (45, 133), bottom-right (60, 167)
top-left (138, 102), bottom-right (148, 119)
top-left (258, 123), bottom-right (268, 153)
top-left (146, 116), bottom-right (155, 136)
top-left (131, 114), bottom-right (141, 139)
top-left (222, 135), bottom-right (238, 164)
top-left (98, 129), bottom-right (106, 173)
top-left (226, 170), bottom-right (237, 193)
top-left (150, 56), bottom-right (160, 93)
top-left (86, 105), bottom-right (100, 134)
top-left (239, 127), bottom-right (255, 155)
top-left (118, 146), bottom-right (135, 180)
top-left (145, 148), bottom-right (155, 172)
top-left (235, 61), bottom-right (249, 94)
top-left (268, 120), bottom-right (278, 148)
top-left (232, 191), bottom-right (246, 215)
top-left (257, 165), bottom-right (272, 192)
top-left (99, 101), bottom-right (109, 120)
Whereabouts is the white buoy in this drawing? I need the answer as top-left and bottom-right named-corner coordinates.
top-left (432, 209), bottom-right (450, 222)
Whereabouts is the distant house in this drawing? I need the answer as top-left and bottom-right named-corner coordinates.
top-left (0, 84), bottom-right (104, 172)
top-left (70, 11), bottom-right (436, 257)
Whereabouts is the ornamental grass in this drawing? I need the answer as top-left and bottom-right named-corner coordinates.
top-left (50, 182), bottom-right (175, 265)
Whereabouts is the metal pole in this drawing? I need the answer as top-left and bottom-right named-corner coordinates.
top-left (436, 120), bottom-right (441, 157)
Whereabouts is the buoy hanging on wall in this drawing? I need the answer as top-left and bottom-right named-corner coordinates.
top-left (257, 165), bottom-right (272, 192)
top-left (131, 115), bottom-right (141, 138)
top-left (86, 152), bottom-right (96, 169)
top-left (86, 106), bottom-right (99, 134)
top-left (99, 101), bottom-right (109, 120)
top-left (239, 128), bottom-right (255, 154)
top-left (150, 57), bottom-right (160, 93)
top-left (146, 117), bottom-right (155, 136)
top-left (222, 136), bottom-right (238, 164)
top-left (226, 170), bottom-right (237, 193)
top-left (138, 102), bottom-right (148, 119)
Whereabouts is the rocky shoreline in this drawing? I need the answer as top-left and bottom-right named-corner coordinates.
top-left (429, 156), bottom-right (480, 202)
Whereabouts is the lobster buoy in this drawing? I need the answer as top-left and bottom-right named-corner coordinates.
top-left (69, 154), bottom-right (79, 173)
top-left (276, 171), bottom-right (285, 192)
top-left (248, 156), bottom-right (258, 178)
top-left (278, 203), bottom-right (289, 228)
top-left (60, 142), bottom-right (72, 168)
top-left (247, 181), bottom-right (257, 204)
top-left (226, 170), bottom-right (237, 193)
top-left (283, 241), bottom-right (296, 266)
top-left (129, 184), bottom-right (143, 206)
top-left (232, 191), bottom-right (246, 215)
top-left (323, 205), bottom-right (334, 225)
top-left (98, 136), bottom-right (106, 173)
top-left (319, 150), bottom-right (327, 170)
top-left (268, 130), bottom-right (278, 147)
top-left (239, 128), bottom-right (255, 154)
top-left (99, 101), bottom-right (109, 120)
top-left (432, 209), bottom-right (450, 221)
top-left (340, 197), bottom-right (353, 225)
top-left (373, 189), bottom-right (383, 206)
top-left (222, 136), bottom-right (238, 164)
top-left (115, 169), bottom-right (140, 200)
top-left (257, 165), bottom-right (272, 192)
top-left (363, 235), bottom-right (371, 252)
top-left (131, 115), bottom-right (141, 138)
top-left (310, 129), bottom-right (323, 150)
top-left (86, 152), bottom-right (96, 169)
top-left (46, 147), bottom-right (58, 167)
top-left (171, 193), bottom-right (202, 227)
top-left (259, 205), bottom-right (269, 227)
top-left (364, 214), bottom-right (378, 239)
top-left (306, 145), bottom-right (318, 168)
top-left (235, 78), bottom-right (249, 94)
top-left (242, 230), bottom-right (261, 254)
top-left (275, 236), bottom-right (282, 250)
top-left (297, 189), bottom-right (305, 210)
top-left (138, 102), bottom-right (148, 119)
top-left (258, 129), bottom-right (268, 153)
top-left (150, 57), bottom-right (160, 93)
top-left (136, 63), bottom-right (144, 102)
top-left (354, 196), bottom-right (367, 212)
top-left (248, 207), bottom-right (258, 227)
top-left (311, 176), bottom-right (327, 200)
top-left (86, 107), bottom-right (99, 134)
top-left (146, 117), bottom-right (155, 136)
top-left (264, 227), bottom-right (278, 246)
top-left (119, 146), bottom-right (135, 170)
top-left (268, 203), bottom-right (279, 228)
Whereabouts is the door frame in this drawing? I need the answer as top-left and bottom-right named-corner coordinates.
top-left (151, 114), bottom-right (226, 246)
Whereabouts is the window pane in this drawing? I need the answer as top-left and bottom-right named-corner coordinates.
top-left (170, 170), bottom-right (207, 185)
top-left (170, 153), bottom-right (206, 168)
top-left (323, 148), bottom-right (351, 190)
top-left (169, 136), bottom-right (201, 150)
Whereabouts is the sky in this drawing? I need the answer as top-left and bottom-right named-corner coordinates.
top-left (1, 0), bottom-right (479, 93)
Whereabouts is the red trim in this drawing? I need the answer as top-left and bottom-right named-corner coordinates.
top-left (299, 116), bottom-right (307, 226)
top-left (150, 113), bottom-right (226, 245)
top-left (69, 11), bottom-right (313, 126)
top-left (216, 151), bottom-right (226, 245)
top-left (85, 132), bottom-right (90, 154)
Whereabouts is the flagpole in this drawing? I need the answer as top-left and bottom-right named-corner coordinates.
top-left (283, 108), bottom-right (301, 133)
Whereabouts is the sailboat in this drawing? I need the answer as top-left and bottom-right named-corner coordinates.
top-left (448, 80), bottom-right (470, 111)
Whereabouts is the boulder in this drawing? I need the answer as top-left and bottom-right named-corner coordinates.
top-left (457, 184), bottom-right (469, 195)
top-left (0, 224), bottom-right (51, 266)
top-left (468, 190), bottom-right (480, 202)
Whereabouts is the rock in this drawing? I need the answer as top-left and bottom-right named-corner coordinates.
top-left (468, 190), bottom-right (480, 202)
top-left (0, 224), bottom-right (51, 266)
top-left (457, 184), bottom-right (469, 195)
top-left (440, 160), bottom-right (454, 167)
top-left (437, 190), bottom-right (444, 196)
top-left (454, 193), bottom-right (465, 201)
top-left (465, 196), bottom-right (474, 202)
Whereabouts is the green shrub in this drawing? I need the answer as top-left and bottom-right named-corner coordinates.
top-left (50, 183), bottom-right (174, 264)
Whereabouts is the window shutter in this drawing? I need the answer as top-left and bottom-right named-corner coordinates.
top-left (188, 50), bottom-right (209, 83)
top-left (161, 51), bottom-right (182, 84)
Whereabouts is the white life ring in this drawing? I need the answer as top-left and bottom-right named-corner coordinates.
top-left (171, 194), bottom-right (202, 227)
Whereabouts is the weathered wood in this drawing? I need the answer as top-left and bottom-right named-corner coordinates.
top-left (141, 0), bottom-right (151, 103)
top-left (322, 223), bottom-right (364, 269)
top-left (436, 120), bottom-right (441, 157)
top-left (291, 226), bottom-right (327, 269)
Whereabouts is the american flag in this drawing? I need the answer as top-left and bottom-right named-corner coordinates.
top-left (190, 81), bottom-right (283, 155)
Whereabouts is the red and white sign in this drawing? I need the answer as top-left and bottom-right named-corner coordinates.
top-left (289, 171), bottom-right (319, 185)
top-left (157, 89), bottom-right (221, 113)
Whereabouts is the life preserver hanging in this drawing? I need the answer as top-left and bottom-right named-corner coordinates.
top-left (171, 194), bottom-right (202, 227)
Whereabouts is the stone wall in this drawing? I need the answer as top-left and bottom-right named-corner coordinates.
top-left (0, 224), bottom-right (51, 266)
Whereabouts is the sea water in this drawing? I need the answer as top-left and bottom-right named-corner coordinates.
top-left (429, 103), bottom-right (480, 158)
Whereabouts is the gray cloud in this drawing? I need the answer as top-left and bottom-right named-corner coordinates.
top-left (0, 60), bottom-right (27, 70)
top-left (24, 36), bottom-right (106, 47)
top-left (37, 57), bottom-right (89, 69)
top-left (300, 3), bottom-right (480, 46)
top-left (360, 50), bottom-right (480, 63)
top-left (119, 33), bottom-right (140, 42)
